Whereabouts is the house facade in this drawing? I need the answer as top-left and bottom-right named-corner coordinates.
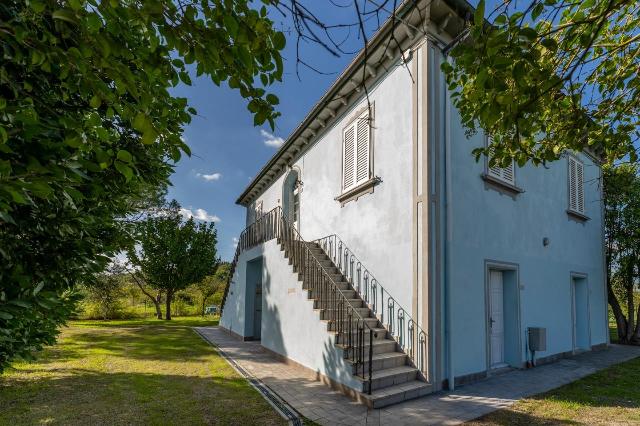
top-left (220, 0), bottom-right (608, 408)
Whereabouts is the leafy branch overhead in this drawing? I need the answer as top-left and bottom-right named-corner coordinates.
top-left (442, 0), bottom-right (640, 167)
top-left (0, 0), bottom-right (285, 371)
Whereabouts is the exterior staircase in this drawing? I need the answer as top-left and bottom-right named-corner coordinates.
top-left (283, 240), bottom-right (432, 408)
top-left (220, 207), bottom-right (432, 408)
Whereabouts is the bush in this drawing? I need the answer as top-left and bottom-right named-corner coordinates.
top-left (81, 274), bottom-right (127, 320)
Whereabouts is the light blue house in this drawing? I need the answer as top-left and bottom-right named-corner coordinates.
top-left (220, 0), bottom-right (607, 408)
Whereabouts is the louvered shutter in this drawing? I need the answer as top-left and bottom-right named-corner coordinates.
top-left (487, 137), bottom-right (515, 185)
top-left (342, 124), bottom-right (356, 190)
top-left (576, 161), bottom-right (584, 213)
top-left (568, 157), bottom-right (585, 214)
top-left (355, 114), bottom-right (370, 185)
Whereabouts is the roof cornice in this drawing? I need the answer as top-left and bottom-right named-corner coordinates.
top-left (236, 0), bottom-right (474, 206)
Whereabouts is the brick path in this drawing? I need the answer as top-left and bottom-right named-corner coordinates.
top-left (195, 327), bottom-right (640, 425)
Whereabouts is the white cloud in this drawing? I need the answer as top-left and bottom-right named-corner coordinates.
top-left (261, 129), bottom-right (285, 148)
top-left (196, 172), bottom-right (222, 181)
top-left (232, 237), bottom-right (239, 248)
top-left (179, 208), bottom-right (221, 222)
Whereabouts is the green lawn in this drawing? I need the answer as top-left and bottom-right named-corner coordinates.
top-left (0, 317), bottom-right (285, 425)
top-left (469, 356), bottom-right (640, 425)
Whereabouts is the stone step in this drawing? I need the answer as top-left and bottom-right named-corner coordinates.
top-left (312, 298), bottom-right (364, 309)
top-left (359, 380), bottom-right (433, 409)
top-left (298, 267), bottom-right (342, 281)
top-left (356, 365), bottom-right (418, 392)
top-left (325, 317), bottom-right (379, 331)
top-left (303, 281), bottom-right (350, 292)
top-left (348, 351), bottom-right (408, 374)
top-left (334, 327), bottom-right (388, 343)
top-left (337, 337), bottom-right (397, 355)
top-left (319, 307), bottom-right (372, 320)
top-left (307, 289), bottom-right (357, 301)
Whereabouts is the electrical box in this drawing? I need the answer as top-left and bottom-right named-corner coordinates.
top-left (528, 327), bottom-right (546, 351)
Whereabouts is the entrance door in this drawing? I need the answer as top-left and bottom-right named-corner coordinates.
top-left (253, 282), bottom-right (262, 340)
top-left (572, 276), bottom-right (590, 351)
top-left (489, 270), bottom-right (506, 368)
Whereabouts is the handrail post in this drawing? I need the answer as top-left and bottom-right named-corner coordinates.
top-left (368, 329), bottom-right (374, 395)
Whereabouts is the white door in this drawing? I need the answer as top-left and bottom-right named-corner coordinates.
top-left (489, 270), bottom-right (506, 368)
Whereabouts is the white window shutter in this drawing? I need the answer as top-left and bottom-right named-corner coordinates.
top-left (343, 124), bottom-right (356, 190)
top-left (487, 136), bottom-right (515, 185)
top-left (576, 161), bottom-right (584, 213)
top-left (569, 157), bottom-right (585, 214)
top-left (355, 114), bottom-right (370, 185)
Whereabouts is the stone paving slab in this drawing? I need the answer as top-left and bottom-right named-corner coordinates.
top-left (196, 327), bottom-right (640, 425)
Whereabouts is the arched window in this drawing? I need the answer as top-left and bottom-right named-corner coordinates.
top-left (282, 169), bottom-right (301, 229)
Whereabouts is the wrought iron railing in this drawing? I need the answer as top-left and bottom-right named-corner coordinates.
top-left (219, 207), bottom-right (281, 314)
top-left (220, 208), bottom-right (377, 393)
top-left (315, 234), bottom-right (428, 378)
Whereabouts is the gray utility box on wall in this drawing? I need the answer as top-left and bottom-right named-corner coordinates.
top-left (528, 327), bottom-right (547, 351)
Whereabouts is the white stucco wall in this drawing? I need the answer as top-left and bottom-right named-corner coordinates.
top-left (447, 117), bottom-right (607, 378)
top-left (221, 240), bottom-right (363, 390)
top-left (246, 62), bottom-right (415, 312)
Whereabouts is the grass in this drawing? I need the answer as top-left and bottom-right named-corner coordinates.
top-left (0, 316), bottom-right (285, 426)
top-left (468, 356), bottom-right (640, 425)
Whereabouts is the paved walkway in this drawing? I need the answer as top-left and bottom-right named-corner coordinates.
top-left (195, 327), bottom-right (640, 425)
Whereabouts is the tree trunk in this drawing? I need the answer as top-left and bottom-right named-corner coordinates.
top-left (607, 274), bottom-right (628, 341)
top-left (154, 293), bottom-right (163, 319)
top-left (165, 290), bottom-right (173, 320)
top-left (201, 298), bottom-right (206, 317)
top-left (633, 303), bottom-right (640, 344)
top-left (130, 272), bottom-right (163, 319)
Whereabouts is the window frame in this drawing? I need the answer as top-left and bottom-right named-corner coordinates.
top-left (340, 105), bottom-right (374, 194)
top-left (485, 135), bottom-right (516, 186)
top-left (567, 155), bottom-right (586, 217)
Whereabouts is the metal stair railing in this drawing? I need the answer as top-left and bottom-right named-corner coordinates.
top-left (220, 207), bottom-right (377, 394)
top-left (315, 234), bottom-right (428, 378)
top-left (278, 208), bottom-right (377, 394)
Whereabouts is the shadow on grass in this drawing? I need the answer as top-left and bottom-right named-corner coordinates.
top-left (0, 369), bottom-right (284, 426)
top-left (30, 325), bottom-right (224, 366)
top-left (70, 316), bottom-right (219, 328)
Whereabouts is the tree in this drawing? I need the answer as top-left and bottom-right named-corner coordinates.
top-left (442, 0), bottom-right (640, 167)
top-left (0, 0), bottom-right (284, 370)
top-left (128, 201), bottom-right (219, 320)
top-left (604, 164), bottom-right (640, 344)
top-left (81, 272), bottom-right (126, 320)
top-left (127, 267), bottom-right (164, 320)
top-left (195, 263), bottom-right (231, 316)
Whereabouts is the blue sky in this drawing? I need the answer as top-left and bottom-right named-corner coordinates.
top-left (169, 4), bottom-right (366, 260)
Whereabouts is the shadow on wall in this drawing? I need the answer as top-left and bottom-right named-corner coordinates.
top-left (322, 335), bottom-right (367, 391)
top-left (261, 269), bottom-right (287, 362)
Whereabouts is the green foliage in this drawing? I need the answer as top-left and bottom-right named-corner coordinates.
top-left (128, 201), bottom-right (219, 319)
top-left (0, 0), bottom-right (285, 370)
top-left (80, 273), bottom-right (128, 320)
top-left (194, 262), bottom-right (231, 315)
top-left (604, 163), bottom-right (640, 342)
top-left (443, 0), bottom-right (640, 167)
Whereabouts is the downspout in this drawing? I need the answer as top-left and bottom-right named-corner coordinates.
top-left (443, 52), bottom-right (454, 390)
